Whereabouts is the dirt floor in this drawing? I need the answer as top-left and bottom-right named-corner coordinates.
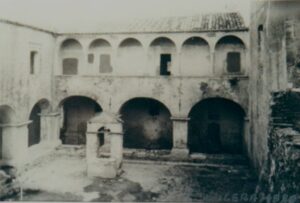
top-left (4, 146), bottom-right (257, 202)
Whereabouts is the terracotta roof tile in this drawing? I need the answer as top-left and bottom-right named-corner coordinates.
top-left (89, 12), bottom-right (247, 34)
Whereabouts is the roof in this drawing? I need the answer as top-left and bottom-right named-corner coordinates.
top-left (111, 13), bottom-right (247, 33)
top-left (0, 12), bottom-right (247, 35)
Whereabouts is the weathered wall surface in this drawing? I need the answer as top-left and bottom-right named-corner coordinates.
top-left (0, 22), bottom-right (55, 120)
top-left (53, 76), bottom-right (249, 118)
top-left (53, 75), bottom-right (250, 152)
top-left (250, 1), bottom-right (300, 197)
top-left (249, 0), bottom-right (297, 172)
top-left (249, 0), bottom-right (271, 174)
top-left (0, 21), bottom-right (55, 165)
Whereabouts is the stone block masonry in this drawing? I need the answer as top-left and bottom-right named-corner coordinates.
top-left (256, 91), bottom-right (300, 200)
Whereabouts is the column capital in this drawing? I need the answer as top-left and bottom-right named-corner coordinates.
top-left (170, 116), bottom-right (190, 122)
top-left (0, 120), bottom-right (32, 128)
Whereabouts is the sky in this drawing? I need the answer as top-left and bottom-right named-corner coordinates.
top-left (0, 0), bottom-right (251, 32)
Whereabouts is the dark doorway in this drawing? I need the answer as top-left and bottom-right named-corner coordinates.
top-left (188, 98), bottom-right (245, 154)
top-left (120, 98), bottom-right (173, 150)
top-left (207, 123), bottom-right (222, 153)
top-left (28, 104), bottom-right (42, 147)
top-left (60, 96), bottom-right (102, 145)
top-left (160, 54), bottom-right (171, 76)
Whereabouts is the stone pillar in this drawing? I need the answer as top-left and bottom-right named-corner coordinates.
top-left (170, 116), bottom-right (190, 158)
top-left (108, 123), bottom-right (123, 168)
top-left (1, 121), bottom-right (31, 167)
top-left (211, 50), bottom-right (215, 75)
top-left (86, 123), bottom-right (102, 162)
top-left (40, 112), bottom-right (61, 145)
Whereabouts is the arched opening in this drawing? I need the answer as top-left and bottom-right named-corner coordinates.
top-left (188, 98), bottom-right (245, 154)
top-left (149, 37), bottom-right (176, 76)
top-left (28, 100), bottom-right (50, 147)
top-left (258, 25), bottom-right (264, 51)
top-left (89, 39), bottom-right (112, 73)
top-left (60, 39), bottom-right (83, 75)
top-left (181, 37), bottom-right (210, 76)
top-left (28, 105), bottom-right (41, 147)
top-left (60, 96), bottom-right (102, 145)
top-left (120, 98), bottom-right (173, 150)
top-left (118, 38), bottom-right (144, 75)
top-left (215, 36), bottom-right (246, 75)
top-left (0, 105), bottom-right (15, 159)
top-left (98, 127), bottom-right (105, 147)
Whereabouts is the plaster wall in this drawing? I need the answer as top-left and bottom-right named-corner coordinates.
top-left (0, 22), bottom-right (55, 165)
top-left (249, 0), bottom-right (299, 172)
top-left (0, 22), bottom-right (55, 121)
top-left (54, 32), bottom-right (249, 77)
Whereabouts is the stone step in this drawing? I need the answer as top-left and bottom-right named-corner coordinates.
top-left (55, 145), bottom-right (250, 167)
top-left (123, 149), bottom-right (249, 166)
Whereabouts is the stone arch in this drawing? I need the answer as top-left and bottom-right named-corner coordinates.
top-left (0, 105), bottom-right (16, 159)
top-left (118, 38), bottom-right (145, 75)
top-left (215, 35), bottom-right (246, 75)
top-left (119, 97), bottom-right (173, 150)
top-left (60, 38), bottom-right (83, 75)
top-left (88, 38), bottom-right (113, 74)
top-left (188, 98), bottom-right (246, 154)
top-left (181, 37), bottom-right (211, 76)
top-left (150, 37), bottom-right (176, 49)
top-left (60, 39), bottom-right (82, 51)
top-left (89, 38), bottom-right (111, 49)
top-left (59, 96), bottom-right (102, 145)
top-left (119, 38), bottom-right (143, 48)
top-left (28, 99), bottom-right (51, 147)
top-left (0, 105), bottom-right (16, 124)
top-left (215, 35), bottom-right (246, 49)
top-left (149, 37), bottom-right (176, 76)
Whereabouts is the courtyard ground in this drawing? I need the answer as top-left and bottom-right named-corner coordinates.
top-left (4, 146), bottom-right (257, 202)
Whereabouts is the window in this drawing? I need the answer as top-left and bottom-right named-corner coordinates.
top-left (88, 54), bottom-right (94, 64)
top-left (227, 52), bottom-right (241, 73)
top-left (100, 54), bottom-right (112, 73)
top-left (63, 58), bottom-right (78, 75)
top-left (160, 54), bottom-right (171, 76)
top-left (258, 25), bottom-right (264, 51)
top-left (30, 51), bottom-right (38, 74)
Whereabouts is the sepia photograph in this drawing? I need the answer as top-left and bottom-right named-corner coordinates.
top-left (0, 0), bottom-right (299, 202)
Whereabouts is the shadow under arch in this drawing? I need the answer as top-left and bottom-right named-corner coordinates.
top-left (188, 97), bottom-right (246, 154)
top-left (119, 97), bottom-right (173, 150)
top-left (28, 99), bottom-right (51, 147)
top-left (59, 96), bottom-right (103, 145)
